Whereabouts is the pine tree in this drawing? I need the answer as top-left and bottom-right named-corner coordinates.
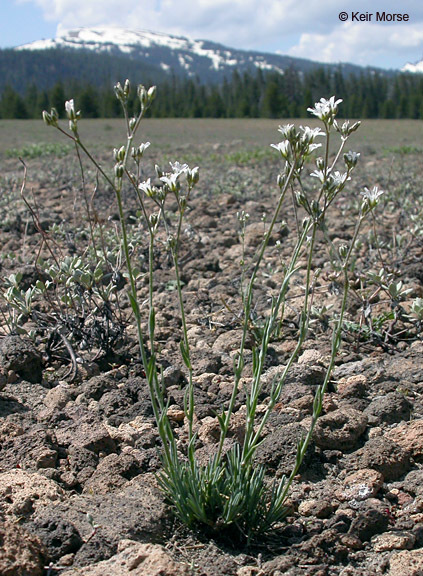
top-left (50, 82), bottom-right (66, 117)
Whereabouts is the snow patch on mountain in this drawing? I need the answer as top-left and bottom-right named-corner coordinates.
top-left (14, 25), bottom-right (391, 83)
top-left (17, 26), bottom-right (244, 72)
top-left (401, 59), bottom-right (423, 73)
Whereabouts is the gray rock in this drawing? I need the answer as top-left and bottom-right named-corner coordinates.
top-left (0, 367), bottom-right (7, 392)
top-left (0, 519), bottom-right (47, 576)
top-left (80, 373), bottom-right (120, 401)
top-left (96, 377), bottom-right (153, 426)
top-left (264, 362), bottom-right (326, 389)
top-left (162, 365), bottom-right (183, 387)
top-left (61, 540), bottom-right (190, 576)
top-left (313, 408), bottom-right (368, 451)
top-left (67, 446), bottom-right (98, 487)
top-left (0, 426), bottom-right (58, 470)
top-left (0, 336), bottom-right (42, 383)
top-left (41, 474), bottom-right (168, 567)
top-left (364, 392), bottom-right (412, 425)
top-left (345, 436), bottom-right (412, 481)
top-left (82, 451), bottom-right (146, 494)
top-left (349, 499), bottom-right (389, 542)
top-left (44, 383), bottom-right (74, 410)
top-left (55, 417), bottom-right (117, 455)
top-left (255, 422), bottom-right (312, 475)
top-left (29, 514), bottom-right (83, 561)
top-left (402, 469), bottom-right (423, 497)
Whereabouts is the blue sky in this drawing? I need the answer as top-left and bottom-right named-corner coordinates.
top-left (2, 0), bottom-right (423, 69)
top-left (0, 1), bottom-right (56, 48)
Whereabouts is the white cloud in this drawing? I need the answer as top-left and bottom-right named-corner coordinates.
top-left (289, 21), bottom-right (423, 67)
top-left (23, 0), bottom-right (297, 47)
top-left (16, 0), bottom-right (423, 68)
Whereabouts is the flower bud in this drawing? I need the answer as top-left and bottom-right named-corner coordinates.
top-left (114, 163), bottom-right (124, 178)
top-left (166, 235), bottom-right (177, 251)
top-left (50, 108), bottom-right (59, 124)
top-left (186, 166), bottom-right (199, 187)
top-left (137, 85), bottom-right (148, 107)
top-left (114, 145), bottom-right (126, 162)
top-left (339, 244), bottom-right (348, 260)
top-left (147, 86), bottom-right (157, 102)
top-left (155, 164), bottom-right (163, 178)
top-left (315, 157), bottom-right (325, 171)
top-left (42, 110), bottom-right (58, 127)
top-left (124, 79), bottom-right (130, 98)
top-left (149, 212), bottom-right (159, 228)
top-left (347, 121), bottom-right (361, 135)
top-left (129, 117), bottom-right (137, 131)
top-left (114, 82), bottom-right (124, 101)
top-left (302, 217), bottom-right (310, 230)
top-left (277, 173), bottom-right (286, 189)
top-left (344, 151), bottom-right (360, 170)
top-left (42, 110), bottom-right (51, 125)
top-left (295, 190), bottom-right (307, 207)
top-left (310, 200), bottom-right (321, 219)
top-left (69, 120), bottom-right (78, 134)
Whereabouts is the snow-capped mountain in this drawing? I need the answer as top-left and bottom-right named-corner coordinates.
top-left (17, 27), bottom-right (243, 72)
top-left (14, 26), bottom-right (364, 83)
top-left (401, 59), bottom-right (423, 73)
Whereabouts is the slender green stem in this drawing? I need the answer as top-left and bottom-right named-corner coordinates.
top-left (148, 233), bottom-right (156, 356)
top-left (275, 212), bottom-right (365, 505)
top-left (242, 220), bottom-right (315, 465)
top-left (329, 136), bottom-right (347, 174)
top-left (214, 158), bottom-right (297, 467)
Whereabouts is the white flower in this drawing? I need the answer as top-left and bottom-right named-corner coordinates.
top-left (139, 178), bottom-right (154, 196)
top-left (271, 140), bottom-right (291, 160)
top-left (160, 173), bottom-right (180, 191)
top-left (65, 99), bottom-right (75, 119)
top-left (310, 169), bottom-right (350, 192)
top-left (132, 142), bottom-right (151, 162)
top-left (169, 161), bottom-right (189, 175)
top-left (310, 169), bottom-right (325, 183)
top-left (308, 143), bottom-right (323, 153)
top-left (331, 171), bottom-right (349, 186)
top-left (186, 166), bottom-right (200, 186)
top-left (277, 124), bottom-right (296, 140)
top-left (139, 142), bottom-right (150, 154)
top-left (361, 186), bottom-right (384, 207)
top-left (300, 126), bottom-right (326, 142)
top-left (308, 96), bottom-right (342, 122)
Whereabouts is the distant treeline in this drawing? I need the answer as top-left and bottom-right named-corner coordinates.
top-left (1, 67), bottom-right (423, 120)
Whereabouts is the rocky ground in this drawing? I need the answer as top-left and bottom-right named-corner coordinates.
top-left (0, 137), bottom-right (422, 576)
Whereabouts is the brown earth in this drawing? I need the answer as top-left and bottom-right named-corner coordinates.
top-left (0, 132), bottom-right (422, 576)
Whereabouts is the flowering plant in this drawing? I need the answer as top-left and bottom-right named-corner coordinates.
top-left (41, 87), bottom-right (383, 540)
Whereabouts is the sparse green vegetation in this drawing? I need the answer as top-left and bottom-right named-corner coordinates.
top-left (5, 142), bottom-right (73, 158)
